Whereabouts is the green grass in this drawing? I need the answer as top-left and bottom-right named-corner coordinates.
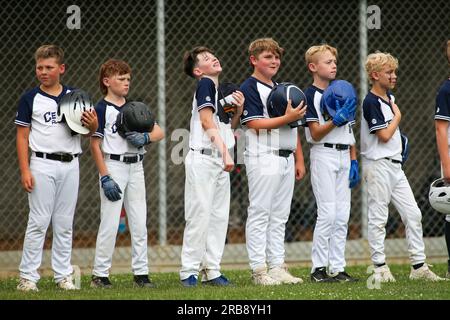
top-left (1, 264), bottom-right (450, 300)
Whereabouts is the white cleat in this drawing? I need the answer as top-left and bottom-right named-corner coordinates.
top-left (373, 265), bottom-right (396, 283)
top-left (409, 264), bottom-right (447, 281)
top-left (57, 276), bottom-right (79, 290)
top-left (252, 266), bottom-right (282, 286)
top-left (268, 264), bottom-right (303, 284)
top-left (17, 278), bottom-right (39, 292)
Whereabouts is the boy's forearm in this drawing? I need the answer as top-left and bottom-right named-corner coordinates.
top-left (201, 115), bottom-right (230, 157)
top-left (308, 121), bottom-right (335, 141)
top-left (149, 124), bottom-right (165, 142)
top-left (246, 116), bottom-right (293, 130)
top-left (294, 131), bottom-right (304, 163)
top-left (90, 138), bottom-right (108, 177)
top-left (436, 121), bottom-right (450, 166)
top-left (350, 145), bottom-right (357, 160)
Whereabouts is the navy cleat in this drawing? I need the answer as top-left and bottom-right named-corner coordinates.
top-left (133, 275), bottom-right (156, 288)
top-left (202, 275), bottom-right (231, 286)
top-left (331, 271), bottom-right (359, 282)
top-left (90, 275), bottom-right (113, 288)
top-left (310, 267), bottom-right (339, 283)
top-left (181, 275), bottom-right (198, 287)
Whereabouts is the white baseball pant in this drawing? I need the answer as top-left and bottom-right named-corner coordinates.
top-left (364, 158), bottom-right (426, 265)
top-left (245, 152), bottom-right (295, 271)
top-left (310, 145), bottom-right (351, 274)
top-left (19, 156), bottom-right (79, 283)
top-left (180, 151), bottom-right (230, 281)
top-left (92, 158), bottom-right (148, 277)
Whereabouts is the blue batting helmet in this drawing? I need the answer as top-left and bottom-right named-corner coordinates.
top-left (320, 80), bottom-right (357, 121)
top-left (267, 82), bottom-right (306, 127)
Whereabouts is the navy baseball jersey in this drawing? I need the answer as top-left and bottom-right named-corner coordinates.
top-left (360, 91), bottom-right (402, 161)
top-left (14, 85), bottom-right (82, 154)
top-left (304, 85), bottom-right (356, 145)
top-left (434, 79), bottom-right (450, 144)
top-left (189, 77), bottom-right (234, 150)
top-left (93, 99), bottom-right (145, 155)
top-left (240, 76), bottom-right (297, 155)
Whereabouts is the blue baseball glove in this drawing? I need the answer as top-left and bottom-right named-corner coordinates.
top-left (349, 160), bottom-right (360, 189)
top-left (101, 175), bottom-right (122, 201)
top-left (332, 98), bottom-right (357, 127)
top-left (125, 131), bottom-right (151, 148)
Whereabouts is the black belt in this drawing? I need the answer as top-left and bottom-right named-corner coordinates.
top-left (274, 149), bottom-right (293, 158)
top-left (324, 143), bottom-right (350, 150)
top-left (109, 154), bottom-right (144, 164)
top-left (190, 148), bottom-right (228, 157)
top-left (35, 152), bottom-right (79, 162)
top-left (384, 157), bottom-right (402, 164)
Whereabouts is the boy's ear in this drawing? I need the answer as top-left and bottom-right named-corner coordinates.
top-left (103, 77), bottom-right (110, 88)
top-left (307, 62), bottom-right (317, 73)
top-left (59, 63), bottom-right (66, 75)
top-left (249, 55), bottom-right (258, 67)
top-left (192, 67), bottom-right (203, 78)
top-left (370, 71), bottom-right (380, 81)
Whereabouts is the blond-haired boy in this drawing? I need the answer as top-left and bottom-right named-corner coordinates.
top-left (304, 44), bottom-right (358, 282)
top-left (361, 51), bottom-right (444, 282)
top-left (240, 38), bottom-right (306, 285)
top-left (15, 45), bottom-right (98, 291)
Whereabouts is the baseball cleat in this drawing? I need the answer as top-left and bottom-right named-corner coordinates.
top-left (17, 278), bottom-right (39, 292)
top-left (90, 275), bottom-right (113, 288)
top-left (330, 271), bottom-right (359, 282)
top-left (409, 264), bottom-right (447, 281)
top-left (181, 275), bottom-right (198, 287)
top-left (57, 276), bottom-right (78, 290)
top-left (310, 267), bottom-right (339, 283)
top-left (373, 264), bottom-right (396, 283)
top-left (268, 264), bottom-right (303, 284)
top-left (252, 266), bottom-right (282, 286)
top-left (133, 275), bottom-right (156, 288)
top-left (202, 274), bottom-right (231, 286)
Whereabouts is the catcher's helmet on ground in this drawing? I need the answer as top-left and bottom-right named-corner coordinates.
top-left (429, 178), bottom-right (450, 214)
top-left (116, 101), bottom-right (155, 138)
top-left (218, 82), bottom-right (239, 115)
top-left (57, 89), bottom-right (94, 134)
top-left (267, 82), bottom-right (306, 128)
top-left (320, 80), bottom-right (357, 120)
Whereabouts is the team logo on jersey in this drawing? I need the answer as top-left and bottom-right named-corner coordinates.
top-left (44, 111), bottom-right (58, 124)
top-left (243, 110), bottom-right (248, 116)
top-left (371, 119), bottom-right (377, 125)
top-left (206, 96), bottom-right (211, 102)
top-left (111, 122), bottom-right (118, 133)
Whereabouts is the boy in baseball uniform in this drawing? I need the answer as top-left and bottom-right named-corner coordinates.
top-left (362, 52), bottom-right (444, 282)
top-left (433, 40), bottom-right (450, 279)
top-left (304, 44), bottom-right (359, 282)
top-left (15, 45), bottom-right (98, 291)
top-left (180, 47), bottom-right (244, 287)
top-left (240, 38), bottom-right (306, 285)
top-left (90, 59), bottom-right (164, 288)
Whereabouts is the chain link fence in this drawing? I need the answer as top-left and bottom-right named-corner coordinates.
top-left (0, 0), bottom-right (449, 273)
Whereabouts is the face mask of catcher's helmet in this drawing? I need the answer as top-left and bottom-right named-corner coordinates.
top-left (57, 89), bottom-right (94, 135)
top-left (428, 178), bottom-right (450, 214)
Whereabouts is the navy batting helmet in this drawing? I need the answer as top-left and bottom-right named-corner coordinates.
top-left (116, 101), bottom-right (155, 138)
top-left (57, 89), bottom-right (94, 134)
top-left (267, 82), bottom-right (306, 128)
top-left (320, 80), bottom-right (357, 121)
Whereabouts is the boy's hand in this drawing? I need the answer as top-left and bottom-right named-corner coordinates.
top-left (332, 98), bottom-right (356, 127)
top-left (295, 159), bottom-right (306, 180)
top-left (222, 150), bottom-right (235, 172)
top-left (232, 91), bottom-right (245, 117)
top-left (392, 102), bottom-right (402, 120)
top-left (81, 109), bottom-right (98, 133)
top-left (21, 169), bottom-right (34, 193)
top-left (285, 99), bottom-right (306, 122)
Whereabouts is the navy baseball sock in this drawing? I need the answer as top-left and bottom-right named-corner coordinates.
top-left (412, 263), bottom-right (424, 270)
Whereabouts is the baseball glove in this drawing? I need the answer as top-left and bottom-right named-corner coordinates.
top-left (116, 101), bottom-right (155, 138)
top-left (218, 82), bottom-right (240, 115)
